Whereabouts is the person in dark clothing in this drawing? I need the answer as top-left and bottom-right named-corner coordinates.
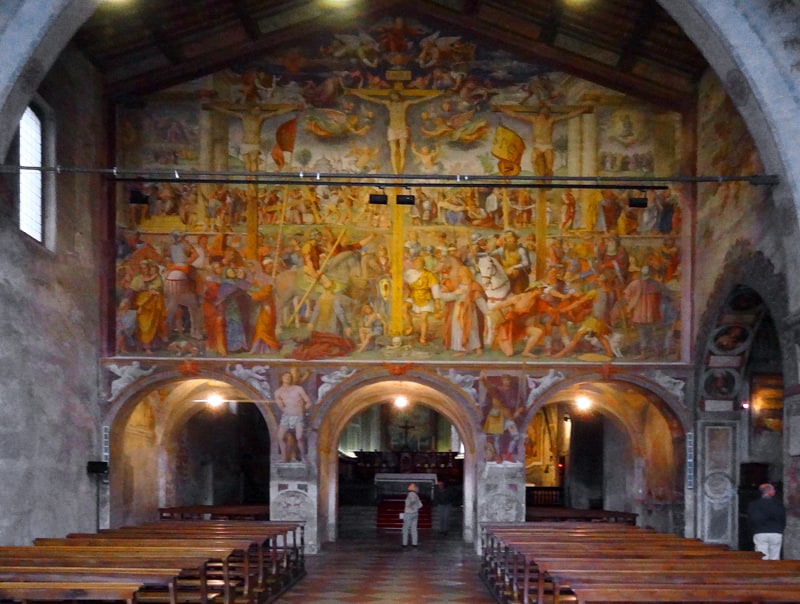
top-left (747, 482), bottom-right (786, 560)
top-left (435, 481), bottom-right (457, 536)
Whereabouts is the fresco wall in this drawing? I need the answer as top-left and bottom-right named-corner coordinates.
top-left (694, 71), bottom-right (771, 325)
top-left (113, 16), bottom-right (687, 364)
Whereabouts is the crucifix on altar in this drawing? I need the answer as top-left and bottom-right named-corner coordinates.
top-left (397, 418), bottom-right (415, 449)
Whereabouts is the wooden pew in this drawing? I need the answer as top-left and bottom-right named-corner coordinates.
top-left (0, 546), bottom-right (240, 604)
top-left (158, 506), bottom-right (270, 521)
top-left (525, 506), bottom-right (638, 524)
top-left (129, 519), bottom-right (306, 578)
top-left (0, 555), bottom-right (212, 604)
top-left (98, 521), bottom-right (305, 597)
top-left (566, 581), bottom-right (800, 603)
top-left (481, 523), bottom-right (719, 603)
top-left (30, 539), bottom-right (257, 604)
top-left (481, 523), bottom-right (795, 604)
top-left (0, 566), bottom-right (180, 604)
top-left (538, 561), bottom-right (800, 604)
top-left (0, 580), bottom-right (143, 604)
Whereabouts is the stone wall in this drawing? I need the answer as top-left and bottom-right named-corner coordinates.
top-left (0, 43), bottom-right (106, 544)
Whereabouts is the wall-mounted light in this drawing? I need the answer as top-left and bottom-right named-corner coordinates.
top-left (394, 395), bottom-right (409, 409)
top-left (206, 393), bottom-right (225, 408)
top-left (396, 193), bottom-right (416, 205)
top-left (575, 395), bottom-right (592, 411)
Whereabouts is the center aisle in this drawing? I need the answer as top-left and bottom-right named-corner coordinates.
top-left (274, 530), bottom-right (495, 603)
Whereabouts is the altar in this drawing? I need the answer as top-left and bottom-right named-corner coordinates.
top-left (374, 472), bottom-right (438, 499)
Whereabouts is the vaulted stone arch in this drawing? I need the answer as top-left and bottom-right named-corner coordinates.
top-left (311, 367), bottom-right (484, 546)
top-left (102, 368), bottom-right (278, 527)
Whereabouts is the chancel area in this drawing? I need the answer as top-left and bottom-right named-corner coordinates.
top-left (2, 1), bottom-right (800, 602)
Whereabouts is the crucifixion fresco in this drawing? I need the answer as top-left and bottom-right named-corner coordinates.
top-left (113, 15), bottom-right (684, 363)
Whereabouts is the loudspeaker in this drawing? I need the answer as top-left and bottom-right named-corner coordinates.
top-left (87, 461), bottom-right (109, 475)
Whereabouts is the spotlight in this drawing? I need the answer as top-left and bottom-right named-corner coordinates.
top-left (396, 194), bottom-right (416, 205)
top-left (369, 193), bottom-right (388, 204)
top-left (628, 193), bottom-right (648, 208)
top-left (128, 189), bottom-right (149, 204)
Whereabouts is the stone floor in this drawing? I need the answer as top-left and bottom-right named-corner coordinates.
top-left (274, 516), bottom-right (495, 603)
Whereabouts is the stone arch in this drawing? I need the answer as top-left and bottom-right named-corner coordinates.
top-left (522, 371), bottom-right (688, 530)
top-left (102, 367), bottom-right (279, 526)
top-left (692, 249), bottom-right (789, 546)
top-left (696, 248), bottom-right (794, 388)
top-left (663, 2), bottom-right (800, 254)
top-left (0, 1), bottom-right (97, 157)
top-left (311, 367), bottom-right (483, 546)
top-left (103, 366), bottom-right (279, 436)
top-left (522, 369), bottom-right (690, 434)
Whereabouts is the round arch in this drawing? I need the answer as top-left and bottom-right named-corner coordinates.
top-left (522, 373), bottom-right (688, 530)
top-left (311, 368), bottom-right (483, 545)
top-left (102, 368), bottom-right (279, 526)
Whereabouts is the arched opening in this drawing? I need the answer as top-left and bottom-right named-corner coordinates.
top-left (106, 377), bottom-right (273, 527)
top-left (698, 283), bottom-right (785, 550)
top-left (313, 371), bottom-right (482, 546)
top-left (528, 378), bottom-right (686, 532)
top-left (336, 400), bottom-right (464, 537)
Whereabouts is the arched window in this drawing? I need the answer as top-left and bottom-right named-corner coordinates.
top-left (19, 106), bottom-right (42, 241)
top-left (17, 99), bottom-right (54, 248)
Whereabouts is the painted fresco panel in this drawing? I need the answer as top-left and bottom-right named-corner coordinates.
top-left (113, 16), bottom-right (687, 363)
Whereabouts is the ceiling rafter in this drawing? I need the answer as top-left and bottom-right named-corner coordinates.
top-left (229, 0), bottom-right (262, 41)
top-left (536, 0), bottom-right (563, 46)
top-left (401, 0), bottom-right (694, 109)
top-left (136, 2), bottom-right (186, 66)
top-left (75, 0), bottom-right (706, 109)
top-left (616, 1), bottom-right (657, 73)
top-left (104, 0), bottom-right (403, 99)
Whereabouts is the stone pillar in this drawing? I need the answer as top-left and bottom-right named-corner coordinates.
top-left (696, 420), bottom-right (739, 547)
top-left (270, 461), bottom-right (319, 554)
top-left (476, 452), bottom-right (526, 531)
top-left (784, 391), bottom-right (800, 559)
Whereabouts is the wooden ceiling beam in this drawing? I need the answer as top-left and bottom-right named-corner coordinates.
top-left (616, 0), bottom-right (657, 73)
top-left (229, 0), bottom-right (262, 41)
top-left (136, 3), bottom-right (185, 65)
top-left (403, 0), bottom-right (692, 110)
top-left (105, 0), bottom-right (406, 99)
top-left (537, 0), bottom-right (563, 46)
top-left (101, 0), bottom-right (693, 109)
top-left (461, 0), bottom-right (481, 15)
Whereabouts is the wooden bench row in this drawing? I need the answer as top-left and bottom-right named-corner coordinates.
top-left (524, 507), bottom-right (637, 525)
top-left (0, 518), bottom-right (304, 604)
top-left (158, 506), bottom-right (270, 521)
top-left (480, 521), bottom-right (800, 604)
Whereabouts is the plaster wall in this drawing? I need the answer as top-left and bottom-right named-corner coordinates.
top-left (0, 44), bottom-right (106, 544)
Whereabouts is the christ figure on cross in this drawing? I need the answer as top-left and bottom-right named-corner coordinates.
top-left (349, 88), bottom-right (442, 175)
top-left (205, 100), bottom-right (300, 172)
top-left (494, 101), bottom-right (592, 178)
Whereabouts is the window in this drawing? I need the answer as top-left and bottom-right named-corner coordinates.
top-left (19, 106), bottom-right (43, 241)
top-left (16, 98), bottom-right (54, 248)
